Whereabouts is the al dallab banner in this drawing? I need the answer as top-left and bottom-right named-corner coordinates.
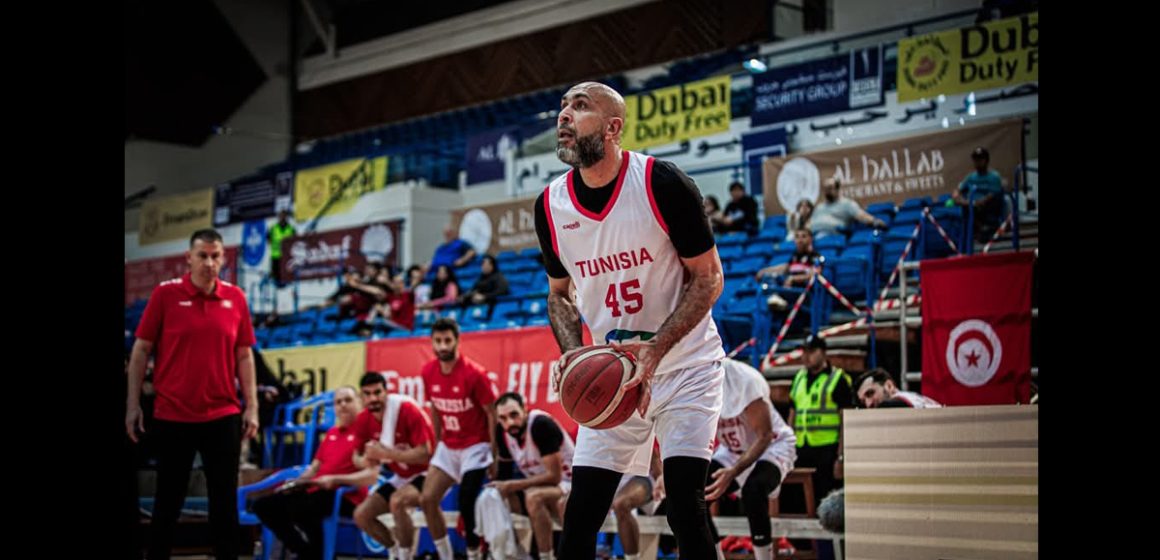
top-left (762, 120), bottom-right (1021, 215)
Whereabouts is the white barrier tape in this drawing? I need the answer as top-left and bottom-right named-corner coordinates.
top-left (815, 273), bottom-right (866, 317)
top-left (982, 214), bottom-right (1015, 253)
top-left (922, 208), bottom-right (961, 254)
top-left (727, 338), bottom-right (756, 359)
top-left (763, 273), bottom-right (817, 363)
top-left (872, 293), bottom-right (922, 311)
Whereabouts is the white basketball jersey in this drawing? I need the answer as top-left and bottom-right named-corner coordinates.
top-left (893, 390), bottom-right (943, 408)
top-left (543, 150), bottom-right (725, 377)
top-left (502, 410), bottom-right (575, 481)
top-left (715, 360), bottom-right (796, 465)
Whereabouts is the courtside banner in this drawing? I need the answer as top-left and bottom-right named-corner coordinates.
top-left (138, 188), bottom-right (216, 245)
top-left (450, 196), bottom-right (539, 256)
top-left (762, 120), bottom-right (1021, 215)
top-left (751, 46), bottom-right (884, 126)
top-left (280, 220), bottom-right (403, 281)
top-left (898, 12), bottom-right (1038, 102)
top-left (366, 326), bottom-right (594, 435)
top-left (622, 75), bottom-right (732, 151)
top-left (294, 156), bottom-right (389, 222)
top-left (262, 341), bottom-right (367, 398)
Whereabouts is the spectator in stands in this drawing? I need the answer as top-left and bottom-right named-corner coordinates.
top-left (854, 368), bottom-right (942, 408)
top-left (359, 262), bottom-right (382, 284)
top-left (404, 264), bottom-right (423, 289)
top-left (458, 254), bottom-right (510, 307)
top-left (337, 268), bottom-right (395, 334)
top-left (785, 199), bottom-right (814, 242)
top-left (703, 195), bottom-right (725, 233)
top-left (322, 268), bottom-right (364, 319)
top-left (404, 264), bottom-right (431, 307)
top-left (365, 272), bottom-right (417, 332)
top-left (127, 228), bottom-right (258, 560)
top-left (252, 387), bottom-right (373, 560)
top-left (954, 147), bottom-right (1010, 244)
top-left (712, 182), bottom-right (759, 234)
top-left (349, 267), bottom-right (399, 335)
top-left (428, 224), bottom-right (477, 279)
top-left (268, 209), bottom-right (296, 287)
top-left (810, 178), bottom-right (886, 238)
top-left (417, 265), bottom-right (460, 311)
top-left (755, 228), bottom-right (819, 288)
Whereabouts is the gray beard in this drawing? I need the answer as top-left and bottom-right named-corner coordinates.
top-left (557, 131), bottom-right (606, 168)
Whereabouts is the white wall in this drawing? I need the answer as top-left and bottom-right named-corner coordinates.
top-left (460, 180), bottom-right (510, 206)
top-left (408, 186), bottom-right (470, 269)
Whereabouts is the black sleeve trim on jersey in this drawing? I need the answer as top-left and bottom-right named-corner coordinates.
top-left (530, 415), bottom-right (564, 455)
top-left (534, 190), bottom-right (570, 279)
top-left (648, 159), bottom-right (716, 259)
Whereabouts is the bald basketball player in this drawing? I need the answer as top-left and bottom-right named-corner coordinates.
top-left (535, 81), bottom-right (727, 560)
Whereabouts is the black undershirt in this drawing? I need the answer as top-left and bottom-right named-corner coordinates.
top-left (534, 158), bottom-right (715, 279)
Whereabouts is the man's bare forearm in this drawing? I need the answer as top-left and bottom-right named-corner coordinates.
top-left (431, 406), bottom-right (442, 442)
top-left (127, 342), bottom-right (150, 407)
top-left (391, 444), bottom-right (432, 465)
top-left (734, 432), bottom-right (774, 474)
top-left (653, 271), bottom-right (722, 358)
top-left (486, 409), bottom-right (499, 469)
top-left (299, 460), bottom-right (321, 480)
top-left (510, 469), bottom-right (562, 492)
top-left (325, 468), bottom-right (378, 487)
top-left (342, 466), bottom-right (381, 488)
top-left (547, 292), bottom-right (584, 353)
top-left (237, 349), bottom-right (258, 411)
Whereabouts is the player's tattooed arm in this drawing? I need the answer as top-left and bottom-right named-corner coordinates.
top-left (547, 276), bottom-right (584, 353)
top-left (652, 246), bottom-right (725, 360)
top-left (618, 246), bottom-right (723, 415)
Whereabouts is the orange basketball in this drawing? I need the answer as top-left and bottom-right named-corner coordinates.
top-left (558, 345), bottom-right (640, 429)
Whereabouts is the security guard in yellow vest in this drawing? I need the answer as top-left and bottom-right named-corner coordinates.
top-left (268, 209), bottom-right (296, 286)
top-left (788, 335), bottom-right (853, 511)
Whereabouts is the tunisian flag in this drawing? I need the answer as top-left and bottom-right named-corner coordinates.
top-left (920, 252), bottom-right (1033, 405)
